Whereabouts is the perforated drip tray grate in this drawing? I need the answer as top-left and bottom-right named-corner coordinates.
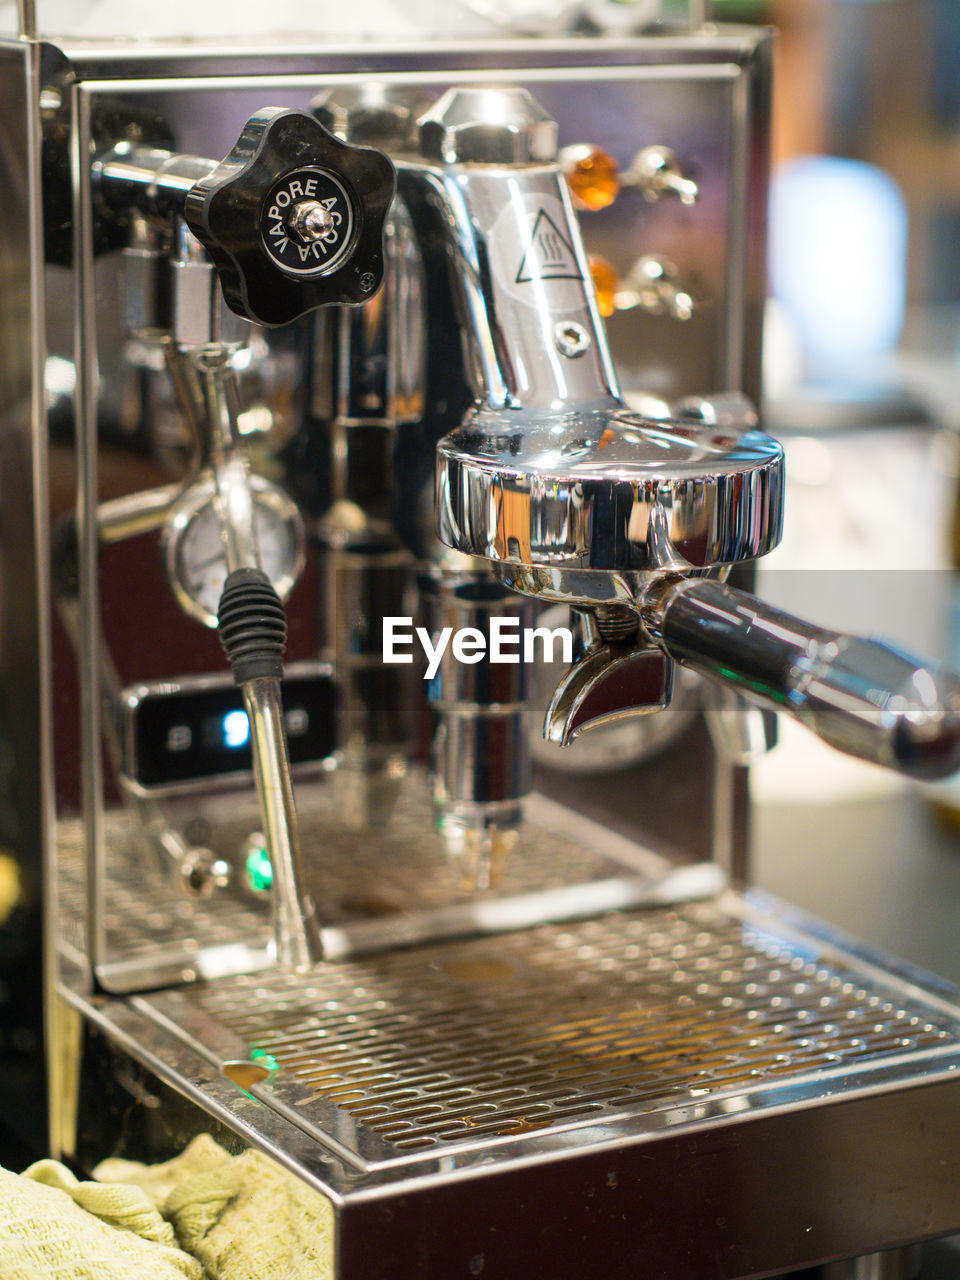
top-left (57, 779), bottom-right (664, 988)
top-left (141, 896), bottom-right (960, 1164)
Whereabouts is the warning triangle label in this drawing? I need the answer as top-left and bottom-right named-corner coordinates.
top-left (515, 209), bottom-right (582, 284)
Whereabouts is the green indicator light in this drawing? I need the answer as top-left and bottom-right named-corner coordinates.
top-left (245, 845), bottom-right (273, 894)
top-left (250, 1048), bottom-right (279, 1072)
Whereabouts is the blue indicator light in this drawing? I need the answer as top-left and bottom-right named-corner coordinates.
top-left (222, 710), bottom-right (250, 749)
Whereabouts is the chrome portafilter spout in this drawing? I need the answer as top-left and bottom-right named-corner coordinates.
top-left (428, 85), bottom-right (960, 785)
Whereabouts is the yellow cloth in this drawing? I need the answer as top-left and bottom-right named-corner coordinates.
top-left (96, 1134), bottom-right (335, 1280)
top-left (0, 1135), bottom-right (334, 1280)
top-left (0, 1159), bottom-right (203, 1280)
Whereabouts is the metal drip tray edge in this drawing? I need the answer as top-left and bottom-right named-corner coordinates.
top-left (63, 892), bottom-right (960, 1280)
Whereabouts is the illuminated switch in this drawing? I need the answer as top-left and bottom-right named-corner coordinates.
top-left (166, 724), bottom-right (192, 753)
top-left (285, 707), bottom-right (309, 738)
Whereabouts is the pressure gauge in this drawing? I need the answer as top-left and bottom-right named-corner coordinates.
top-left (163, 473), bottom-right (306, 628)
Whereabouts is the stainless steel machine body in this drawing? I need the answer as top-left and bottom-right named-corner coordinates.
top-left (2, 19), bottom-right (960, 1280)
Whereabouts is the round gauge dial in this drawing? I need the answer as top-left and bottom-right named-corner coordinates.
top-left (163, 474), bottom-right (306, 628)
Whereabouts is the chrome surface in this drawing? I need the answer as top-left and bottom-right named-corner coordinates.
top-left (0, 36), bottom-right (50, 1156)
top-left (95, 483), bottom-right (182, 543)
top-left (58, 781), bottom-right (690, 987)
top-left (319, 540), bottom-right (413, 829)
top-left (673, 388), bottom-right (758, 432)
top-left (620, 251), bottom-right (695, 318)
top-left (420, 79), bottom-right (777, 574)
top-left (642, 577), bottom-right (960, 781)
top-left (289, 199), bottom-right (337, 243)
top-left (44, 32), bottom-right (765, 73)
top-left (424, 82), bottom-right (777, 586)
top-left (18, 29), bottom-right (960, 1276)
top-left (429, 84), bottom-right (960, 795)
top-left (311, 83), bottom-right (434, 149)
top-left (68, 887), bottom-right (960, 1266)
top-left (530, 608), bottom-right (701, 771)
top-left (94, 142), bottom-right (218, 222)
top-left (175, 897), bottom-right (960, 1157)
top-left (421, 571), bottom-right (533, 883)
top-left (177, 346), bottom-right (311, 966)
top-left (314, 195), bottom-right (425, 432)
top-left (242, 677), bottom-right (314, 968)
top-left (437, 411), bottom-right (784, 577)
top-left (309, 143), bottom-right (426, 829)
top-left (701, 682), bottom-right (777, 767)
top-left (169, 220), bottom-right (247, 349)
top-left (544, 639), bottom-right (673, 745)
top-left (419, 84), bottom-right (559, 164)
top-left (625, 143), bottom-right (698, 205)
top-left (122, 217), bottom-right (169, 337)
top-left (399, 159), bottom-right (618, 413)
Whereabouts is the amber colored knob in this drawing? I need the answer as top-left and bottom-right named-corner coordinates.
top-left (588, 255), bottom-right (620, 318)
top-left (560, 144), bottom-right (620, 212)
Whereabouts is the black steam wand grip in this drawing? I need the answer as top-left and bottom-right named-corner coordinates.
top-left (218, 568), bottom-right (319, 968)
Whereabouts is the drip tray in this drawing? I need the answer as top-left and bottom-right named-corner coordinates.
top-left (77, 893), bottom-right (960, 1280)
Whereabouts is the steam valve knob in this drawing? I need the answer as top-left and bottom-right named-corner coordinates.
top-left (184, 108), bottom-right (396, 327)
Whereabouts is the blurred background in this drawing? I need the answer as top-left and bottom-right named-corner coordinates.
top-left (709, 0), bottom-right (960, 981)
top-left (722, 10), bottom-right (960, 1271)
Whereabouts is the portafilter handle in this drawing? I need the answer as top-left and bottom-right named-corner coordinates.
top-left (639, 576), bottom-right (960, 781)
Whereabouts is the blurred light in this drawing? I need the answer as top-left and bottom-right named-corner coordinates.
top-left (784, 436), bottom-right (834, 487)
top-left (564, 148), bottom-right (620, 212)
top-left (223, 709), bottom-right (250, 748)
top-left (250, 1048), bottom-right (279, 1072)
top-left (588, 254), bottom-right (619, 316)
top-left (0, 853), bottom-right (21, 926)
top-left (245, 843), bottom-right (273, 894)
top-left (769, 156), bottom-right (907, 381)
top-left (912, 668), bottom-right (939, 707)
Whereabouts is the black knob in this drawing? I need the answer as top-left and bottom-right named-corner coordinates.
top-left (184, 108), bottom-right (396, 327)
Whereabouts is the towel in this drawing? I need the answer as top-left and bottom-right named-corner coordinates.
top-left (0, 1134), bottom-right (335, 1280)
top-left (0, 1159), bottom-right (203, 1280)
top-left (97, 1134), bottom-right (336, 1280)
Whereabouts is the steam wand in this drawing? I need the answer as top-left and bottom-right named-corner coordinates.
top-left (192, 349), bottom-right (315, 970)
top-left (95, 105), bottom-right (395, 966)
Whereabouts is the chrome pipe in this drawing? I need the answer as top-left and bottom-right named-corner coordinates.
top-left (242, 677), bottom-right (313, 969)
top-left (642, 577), bottom-right (960, 781)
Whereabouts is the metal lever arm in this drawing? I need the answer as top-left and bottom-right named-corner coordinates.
top-left (640, 577), bottom-right (960, 781)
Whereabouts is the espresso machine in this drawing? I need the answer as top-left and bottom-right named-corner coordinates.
top-left (3, 4), bottom-right (960, 1276)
